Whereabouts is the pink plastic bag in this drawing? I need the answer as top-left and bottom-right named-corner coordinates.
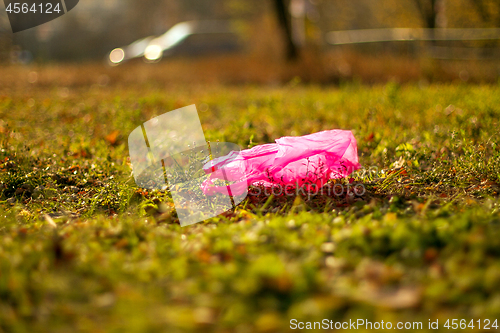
top-left (201, 130), bottom-right (360, 196)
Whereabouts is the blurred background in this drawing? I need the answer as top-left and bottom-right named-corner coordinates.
top-left (1, 0), bottom-right (500, 84)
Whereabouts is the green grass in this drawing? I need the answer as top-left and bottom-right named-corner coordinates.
top-left (1, 77), bottom-right (500, 332)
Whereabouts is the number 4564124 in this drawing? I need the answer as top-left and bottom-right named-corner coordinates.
top-left (6, 3), bottom-right (61, 14)
top-left (444, 319), bottom-right (498, 330)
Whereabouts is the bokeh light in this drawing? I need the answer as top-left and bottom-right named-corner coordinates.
top-left (144, 45), bottom-right (163, 61)
top-left (109, 48), bottom-right (125, 64)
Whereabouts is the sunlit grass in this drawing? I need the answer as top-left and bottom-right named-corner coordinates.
top-left (1, 71), bottom-right (500, 332)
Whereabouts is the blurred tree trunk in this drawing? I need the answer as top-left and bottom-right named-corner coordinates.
top-left (274, 0), bottom-right (299, 60)
top-left (414, 0), bottom-right (437, 29)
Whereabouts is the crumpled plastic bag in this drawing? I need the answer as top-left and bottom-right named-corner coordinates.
top-left (201, 129), bottom-right (360, 196)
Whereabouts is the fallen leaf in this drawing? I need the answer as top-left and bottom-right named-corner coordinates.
top-left (105, 130), bottom-right (121, 146)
